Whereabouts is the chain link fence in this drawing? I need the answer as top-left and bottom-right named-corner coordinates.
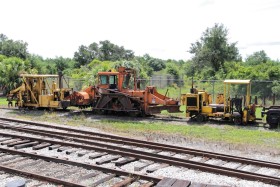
top-left (63, 76), bottom-right (280, 107)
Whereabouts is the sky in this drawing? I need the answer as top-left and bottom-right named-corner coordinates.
top-left (1, 0), bottom-right (280, 61)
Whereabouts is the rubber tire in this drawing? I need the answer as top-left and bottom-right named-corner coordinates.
top-left (269, 123), bottom-right (278, 129)
top-left (233, 117), bottom-right (242, 125)
top-left (196, 114), bottom-right (205, 123)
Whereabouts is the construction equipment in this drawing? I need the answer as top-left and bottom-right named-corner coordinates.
top-left (70, 67), bottom-right (180, 116)
top-left (182, 79), bottom-right (256, 125)
top-left (261, 106), bottom-right (280, 128)
top-left (7, 74), bottom-right (72, 109)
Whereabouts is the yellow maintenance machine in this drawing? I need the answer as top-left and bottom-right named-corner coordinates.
top-left (7, 74), bottom-right (72, 109)
top-left (182, 80), bottom-right (256, 125)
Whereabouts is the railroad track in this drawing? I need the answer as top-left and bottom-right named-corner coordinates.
top-left (0, 146), bottom-right (162, 187)
top-left (0, 117), bottom-right (279, 186)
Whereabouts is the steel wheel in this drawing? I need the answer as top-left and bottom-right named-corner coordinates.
top-left (233, 117), bottom-right (242, 125)
top-left (196, 114), bottom-right (205, 123)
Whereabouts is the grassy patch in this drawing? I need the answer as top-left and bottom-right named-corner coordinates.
top-left (0, 97), bottom-right (7, 106)
top-left (89, 119), bottom-right (280, 150)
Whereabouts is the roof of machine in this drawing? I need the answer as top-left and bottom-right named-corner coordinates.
top-left (224, 80), bottom-right (251, 84)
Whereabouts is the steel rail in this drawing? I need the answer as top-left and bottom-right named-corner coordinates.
top-left (0, 146), bottom-right (161, 184)
top-left (0, 117), bottom-right (278, 170)
top-left (0, 130), bottom-right (279, 185)
top-left (0, 164), bottom-right (86, 187)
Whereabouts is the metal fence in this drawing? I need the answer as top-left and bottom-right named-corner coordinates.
top-left (64, 76), bottom-right (280, 107)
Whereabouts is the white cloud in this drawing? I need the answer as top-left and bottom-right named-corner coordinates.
top-left (1, 0), bottom-right (280, 60)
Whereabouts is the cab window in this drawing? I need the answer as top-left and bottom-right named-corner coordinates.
top-left (109, 75), bottom-right (117, 84)
top-left (99, 75), bottom-right (108, 85)
top-left (123, 73), bottom-right (133, 89)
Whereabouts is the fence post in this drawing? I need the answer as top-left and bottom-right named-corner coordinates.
top-left (273, 94), bottom-right (276, 105)
top-left (249, 96), bottom-right (251, 104)
top-left (212, 80), bottom-right (215, 103)
top-left (255, 96), bottom-right (258, 105)
top-left (263, 96), bottom-right (266, 107)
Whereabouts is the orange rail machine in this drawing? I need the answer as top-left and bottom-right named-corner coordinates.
top-left (70, 67), bottom-right (180, 116)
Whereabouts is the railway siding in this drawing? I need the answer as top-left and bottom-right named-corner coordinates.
top-left (0, 117), bottom-right (278, 186)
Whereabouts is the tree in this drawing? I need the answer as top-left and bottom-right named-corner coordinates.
top-left (189, 23), bottom-right (241, 72)
top-left (272, 81), bottom-right (280, 96)
top-left (99, 40), bottom-right (134, 61)
top-left (0, 33), bottom-right (29, 59)
top-left (27, 54), bottom-right (45, 73)
top-left (45, 57), bottom-right (75, 74)
top-left (245, 50), bottom-right (269, 65)
top-left (166, 63), bottom-right (181, 85)
top-left (0, 56), bottom-right (28, 92)
top-left (142, 54), bottom-right (166, 71)
top-left (73, 40), bottom-right (135, 67)
top-left (74, 45), bottom-right (94, 67)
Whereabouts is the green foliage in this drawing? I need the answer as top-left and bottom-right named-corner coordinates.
top-left (189, 23), bottom-right (241, 72)
top-left (134, 55), bottom-right (153, 77)
top-left (99, 40), bottom-right (134, 61)
top-left (166, 63), bottom-right (182, 86)
top-left (0, 54), bottom-right (6, 61)
top-left (245, 50), bottom-right (269, 65)
top-left (66, 59), bottom-right (115, 88)
top-left (74, 40), bottom-right (134, 68)
top-left (272, 81), bottom-right (280, 96)
top-left (26, 55), bottom-right (48, 74)
top-left (0, 34), bottom-right (29, 59)
top-left (0, 56), bottom-right (29, 91)
top-left (143, 54), bottom-right (166, 71)
top-left (73, 45), bottom-right (95, 67)
top-left (44, 57), bottom-right (75, 74)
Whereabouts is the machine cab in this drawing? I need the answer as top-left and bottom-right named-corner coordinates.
top-left (97, 67), bottom-right (137, 93)
top-left (98, 72), bottom-right (119, 93)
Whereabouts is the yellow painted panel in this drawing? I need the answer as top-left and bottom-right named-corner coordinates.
top-left (202, 106), bottom-right (212, 113)
top-left (50, 101), bottom-right (59, 107)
